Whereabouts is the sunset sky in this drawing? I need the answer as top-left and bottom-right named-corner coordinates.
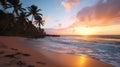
top-left (21, 0), bottom-right (120, 35)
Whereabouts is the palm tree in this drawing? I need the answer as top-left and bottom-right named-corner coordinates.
top-left (34, 14), bottom-right (44, 30)
top-left (7, 0), bottom-right (25, 16)
top-left (27, 5), bottom-right (44, 30)
top-left (0, 0), bottom-right (45, 37)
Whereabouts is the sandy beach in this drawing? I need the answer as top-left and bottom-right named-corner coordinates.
top-left (0, 36), bottom-right (113, 67)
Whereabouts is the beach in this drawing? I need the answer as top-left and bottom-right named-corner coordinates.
top-left (0, 36), bottom-right (113, 67)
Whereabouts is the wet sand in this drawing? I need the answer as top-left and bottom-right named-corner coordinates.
top-left (0, 36), bottom-right (113, 67)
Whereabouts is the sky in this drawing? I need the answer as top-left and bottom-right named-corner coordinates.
top-left (21, 0), bottom-right (120, 35)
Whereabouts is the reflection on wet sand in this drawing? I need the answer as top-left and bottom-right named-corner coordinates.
top-left (39, 50), bottom-right (113, 67)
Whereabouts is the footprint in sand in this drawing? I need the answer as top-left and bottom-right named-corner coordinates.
top-left (4, 54), bottom-right (17, 58)
top-left (15, 52), bottom-right (31, 56)
top-left (4, 52), bottom-right (31, 59)
top-left (14, 52), bottom-right (23, 55)
top-left (16, 60), bottom-right (26, 66)
top-left (10, 48), bottom-right (18, 51)
top-left (22, 53), bottom-right (31, 56)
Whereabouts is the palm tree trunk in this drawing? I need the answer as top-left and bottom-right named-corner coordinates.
top-left (13, 8), bottom-right (19, 16)
top-left (32, 16), bottom-right (34, 22)
top-left (38, 23), bottom-right (41, 30)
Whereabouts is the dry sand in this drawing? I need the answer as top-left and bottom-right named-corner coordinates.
top-left (0, 36), bottom-right (113, 67)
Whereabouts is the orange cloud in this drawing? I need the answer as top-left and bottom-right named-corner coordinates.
top-left (43, 16), bottom-right (51, 22)
top-left (61, 0), bottom-right (80, 11)
top-left (71, 0), bottom-right (120, 27)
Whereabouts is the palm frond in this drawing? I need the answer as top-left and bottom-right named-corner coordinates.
top-left (26, 13), bottom-right (32, 17)
top-left (37, 9), bottom-right (41, 12)
top-left (38, 13), bottom-right (43, 16)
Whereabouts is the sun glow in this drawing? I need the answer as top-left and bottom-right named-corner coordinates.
top-left (74, 26), bottom-right (100, 35)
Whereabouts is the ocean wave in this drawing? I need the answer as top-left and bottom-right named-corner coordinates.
top-left (25, 36), bottom-right (120, 67)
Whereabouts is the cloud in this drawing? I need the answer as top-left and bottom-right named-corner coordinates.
top-left (61, 0), bottom-right (80, 11)
top-left (43, 16), bottom-right (51, 22)
top-left (71, 0), bottom-right (120, 27)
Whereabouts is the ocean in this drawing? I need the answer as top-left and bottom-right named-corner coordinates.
top-left (24, 35), bottom-right (120, 67)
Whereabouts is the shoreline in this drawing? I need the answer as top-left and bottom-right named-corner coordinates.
top-left (0, 36), bottom-right (113, 67)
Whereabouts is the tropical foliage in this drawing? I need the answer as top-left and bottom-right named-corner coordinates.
top-left (27, 5), bottom-right (44, 30)
top-left (0, 0), bottom-right (46, 38)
